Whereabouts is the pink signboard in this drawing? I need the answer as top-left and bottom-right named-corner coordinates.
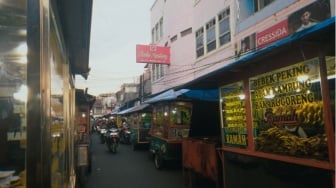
top-left (256, 20), bottom-right (289, 49)
top-left (136, 44), bottom-right (170, 64)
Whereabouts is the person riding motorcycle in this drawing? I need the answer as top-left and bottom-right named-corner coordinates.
top-left (107, 117), bottom-right (118, 129)
top-left (104, 117), bottom-right (120, 152)
top-left (105, 117), bottom-right (119, 142)
top-left (121, 118), bottom-right (129, 129)
top-left (119, 118), bottom-right (130, 144)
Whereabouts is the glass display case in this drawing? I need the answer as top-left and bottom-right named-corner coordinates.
top-left (0, 2), bottom-right (27, 187)
top-left (217, 54), bottom-right (335, 188)
top-left (149, 101), bottom-right (192, 169)
top-left (151, 101), bottom-right (192, 140)
top-left (250, 58), bottom-right (328, 160)
top-left (128, 110), bottom-right (152, 149)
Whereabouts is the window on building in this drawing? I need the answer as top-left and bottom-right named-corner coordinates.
top-left (170, 35), bottom-right (177, 43)
top-left (254, 0), bottom-right (275, 12)
top-left (206, 18), bottom-right (216, 53)
top-left (195, 7), bottom-right (231, 59)
top-left (218, 8), bottom-right (231, 46)
top-left (181, 27), bottom-right (192, 37)
top-left (155, 23), bottom-right (159, 42)
top-left (160, 64), bottom-right (164, 78)
top-left (237, 0), bottom-right (276, 22)
top-left (152, 64), bottom-right (156, 81)
top-left (152, 17), bottom-right (164, 43)
top-left (152, 28), bottom-right (155, 43)
top-left (159, 17), bottom-right (163, 38)
top-left (152, 64), bottom-right (164, 81)
top-left (195, 27), bottom-right (204, 58)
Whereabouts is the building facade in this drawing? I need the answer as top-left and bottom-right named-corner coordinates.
top-left (149, 0), bottom-right (335, 187)
top-left (93, 93), bottom-right (117, 116)
top-left (150, 0), bottom-right (335, 94)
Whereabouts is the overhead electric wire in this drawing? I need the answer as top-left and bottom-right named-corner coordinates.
top-left (82, 46), bottom-right (257, 93)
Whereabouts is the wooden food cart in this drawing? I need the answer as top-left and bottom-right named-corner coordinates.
top-left (121, 104), bottom-right (152, 150)
top-left (145, 89), bottom-right (193, 169)
top-left (181, 99), bottom-right (222, 188)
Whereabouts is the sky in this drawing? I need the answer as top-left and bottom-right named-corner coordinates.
top-left (75, 0), bottom-right (155, 96)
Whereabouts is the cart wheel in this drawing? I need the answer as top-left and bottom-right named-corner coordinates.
top-left (133, 143), bottom-right (137, 151)
top-left (107, 144), bottom-right (112, 152)
top-left (112, 143), bottom-right (117, 153)
top-left (154, 153), bottom-right (164, 169)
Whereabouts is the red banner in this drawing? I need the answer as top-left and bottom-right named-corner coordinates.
top-left (136, 44), bottom-right (170, 64)
top-left (256, 20), bottom-right (289, 49)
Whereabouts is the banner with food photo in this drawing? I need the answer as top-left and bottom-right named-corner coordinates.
top-left (287, 0), bottom-right (331, 34)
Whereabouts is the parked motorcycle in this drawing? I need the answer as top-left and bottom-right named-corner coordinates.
top-left (120, 127), bottom-right (131, 144)
top-left (105, 128), bottom-right (119, 153)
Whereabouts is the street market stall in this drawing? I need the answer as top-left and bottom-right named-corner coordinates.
top-left (145, 89), bottom-right (220, 175)
top-left (145, 89), bottom-right (193, 169)
top-left (120, 104), bottom-right (152, 150)
top-left (181, 99), bottom-right (221, 188)
top-left (74, 89), bottom-right (96, 186)
top-left (177, 16), bottom-right (335, 188)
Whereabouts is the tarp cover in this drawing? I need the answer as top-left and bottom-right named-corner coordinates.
top-left (144, 89), bottom-right (218, 104)
top-left (117, 103), bottom-right (151, 115)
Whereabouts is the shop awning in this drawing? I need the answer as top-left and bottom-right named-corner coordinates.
top-left (117, 103), bottom-right (151, 115)
top-left (177, 16), bottom-right (335, 90)
top-left (75, 89), bottom-right (96, 109)
top-left (56, 0), bottom-right (93, 79)
top-left (144, 89), bottom-right (218, 104)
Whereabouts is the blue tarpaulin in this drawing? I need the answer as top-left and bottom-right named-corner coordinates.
top-left (144, 89), bottom-right (218, 104)
top-left (117, 103), bottom-right (151, 115)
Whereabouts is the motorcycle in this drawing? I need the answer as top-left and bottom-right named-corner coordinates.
top-left (120, 127), bottom-right (131, 144)
top-left (99, 127), bottom-right (107, 144)
top-left (105, 128), bottom-right (119, 153)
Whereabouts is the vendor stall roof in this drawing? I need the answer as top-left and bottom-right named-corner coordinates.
top-left (122, 103), bottom-right (151, 114)
top-left (177, 16), bottom-right (335, 90)
top-left (117, 106), bottom-right (135, 115)
top-left (144, 89), bottom-right (218, 104)
top-left (116, 103), bottom-right (151, 115)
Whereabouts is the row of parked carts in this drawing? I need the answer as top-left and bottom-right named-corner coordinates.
top-left (112, 89), bottom-right (221, 187)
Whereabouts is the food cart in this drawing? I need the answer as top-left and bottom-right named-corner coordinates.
top-left (145, 89), bottom-right (193, 169)
top-left (181, 99), bottom-right (221, 187)
top-left (145, 89), bottom-right (220, 172)
top-left (121, 104), bottom-right (152, 150)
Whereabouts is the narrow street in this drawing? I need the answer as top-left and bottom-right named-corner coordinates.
top-left (84, 133), bottom-right (184, 188)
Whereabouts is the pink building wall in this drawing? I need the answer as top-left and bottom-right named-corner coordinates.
top-left (150, 0), bottom-right (334, 94)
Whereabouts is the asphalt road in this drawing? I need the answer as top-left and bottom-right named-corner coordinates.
top-left (84, 133), bottom-right (184, 188)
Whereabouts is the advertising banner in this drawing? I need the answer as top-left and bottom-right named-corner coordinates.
top-left (288, 0), bottom-right (331, 34)
top-left (136, 44), bottom-right (170, 64)
top-left (256, 20), bottom-right (289, 49)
